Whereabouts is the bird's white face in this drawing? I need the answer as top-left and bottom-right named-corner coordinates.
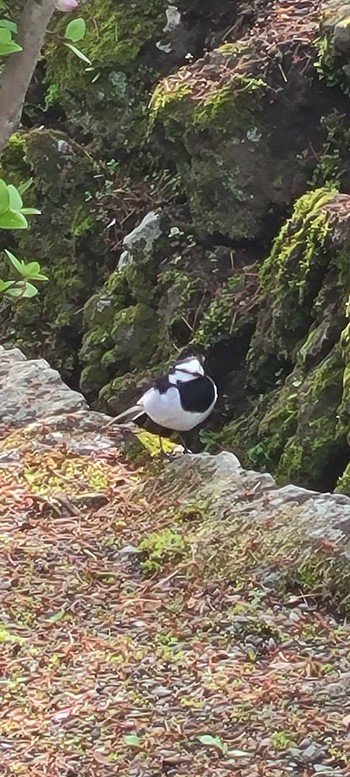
top-left (169, 355), bottom-right (205, 384)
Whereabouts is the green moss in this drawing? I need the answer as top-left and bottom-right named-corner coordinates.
top-left (257, 383), bottom-right (300, 467)
top-left (148, 43), bottom-right (270, 239)
top-left (151, 70), bottom-right (265, 134)
top-left (193, 273), bottom-right (249, 348)
top-left (247, 187), bottom-right (336, 387)
top-left (276, 347), bottom-right (345, 488)
top-left (47, 0), bottom-right (164, 88)
top-left (80, 301), bottom-right (158, 396)
top-left (45, 0), bottom-right (165, 153)
top-left (139, 527), bottom-right (190, 572)
top-left (109, 303), bottom-right (158, 368)
top-left (192, 74), bottom-right (265, 130)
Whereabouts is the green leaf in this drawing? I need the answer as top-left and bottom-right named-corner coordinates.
top-left (0, 40), bottom-right (22, 55)
top-left (0, 19), bottom-right (17, 33)
top-left (123, 734), bottom-right (140, 747)
top-left (23, 261), bottom-right (41, 274)
top-left (20, 207), bottom-right (41, 215)
top-left (0, 279), bottom-right (13, 292)
top-left (65, 17), bottom-right (86, 42)
top-left (4, 249), bottom-right (25, 274)
top-left (227, 749), bottom-right (250, 757)
top-left (4, 253), bottom-right (48, 282)
top-left (197, 734), bottom-right (228, 753)
top-left (0, 179), bottom-right (9, 214)
top-left (64, 41), bottom-right (91, 64)
top-left (21, 282), bottom-right (39, 298)
top-left (7, 183), bottom-right (23, 210)
top-left (4, 285), bottom-right (25, 298)
top-left (18, 178), bottom-right (33, 195)
top-left (5, 281), bottom-right (38, 299)
top-left (0, 27), bottom-right (11, 42)
top-left (27, 271), bottom-right (48, 281)
top-left (45, 609), bottom-right (65, 622)
top-left (21, 261), bottom-right (48, 281)
top-left (0, 210), bottom-right (28, 229)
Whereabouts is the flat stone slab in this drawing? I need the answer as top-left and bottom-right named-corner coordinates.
top-left (0, 346), bottom-right (87, 426)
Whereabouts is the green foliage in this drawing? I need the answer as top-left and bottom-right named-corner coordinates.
top-left (0, 178), bottom-right (40, 230)
top-left (248, 187), bottom-right (336, 380)
top-left (0, 18), bottom-right (21, 56)
top-left (194, 274), bottom-right (245, 348)
top-left (0, 249), bottom-right (47, 301)
top-left (0, 178), bottom-right (46, 302)
top-left (65, 18), bottom-right (86, 43)
top-left (139, 528), bottom-right (190, 572)
top-left (64, 17), bottom-right (91, 64)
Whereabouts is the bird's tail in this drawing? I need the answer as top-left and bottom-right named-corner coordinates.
top-left (105, 404), bottom-right (145, 427)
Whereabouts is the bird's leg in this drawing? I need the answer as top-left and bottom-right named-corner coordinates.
top-left (158, 435), bottom-right (173, 460)
top-left (179, 434), bottom-right (192, 454)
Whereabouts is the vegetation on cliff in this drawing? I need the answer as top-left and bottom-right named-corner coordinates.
top-left (1, 0), bottom-right (350, 492)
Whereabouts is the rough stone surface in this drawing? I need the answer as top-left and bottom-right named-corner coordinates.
top-left (118, 210), bottom-right (162, 270)
top-left (157, 451), bottom-right (350, 599)
top-left (0, 346), bottom-right (87, 426)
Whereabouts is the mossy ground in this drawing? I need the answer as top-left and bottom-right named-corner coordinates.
top-left (1, 418), bottom-right (350, 775)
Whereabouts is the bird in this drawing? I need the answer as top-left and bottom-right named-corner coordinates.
top-left (106, 354), bottom-right (218, 456)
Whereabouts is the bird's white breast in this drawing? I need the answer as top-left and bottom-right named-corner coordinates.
top-left (142, 384), bottom-right (215, 432)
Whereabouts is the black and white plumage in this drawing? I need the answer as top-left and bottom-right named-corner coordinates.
top-left (108, 355), bottom-right (218, 451)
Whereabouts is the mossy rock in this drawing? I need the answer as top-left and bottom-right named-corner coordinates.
top-left (213, 191), bottom-right (350, 492)
top-left (44, 0), bottom-right (167, 155)
top-left (246, 188), bottom-right (339, 391)
top-left (149, 40), bottom-right (323, 239)
top-left (80, 301), bottom-right (158, 397)
top-left (275, 346), bottom-right (346, 489)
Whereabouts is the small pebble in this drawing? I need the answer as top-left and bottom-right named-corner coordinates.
top-left (302, 744), bottom-right (324, 763)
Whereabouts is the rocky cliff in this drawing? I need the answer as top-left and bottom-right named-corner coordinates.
top-left (1, 0), bottom-right (350, 493)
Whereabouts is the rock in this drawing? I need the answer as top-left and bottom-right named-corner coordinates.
top-left (333, 18), bottom-right (350, 52)
top-left (301, 744), bottom-right (325, 763)
top-left (118, 544), bottom-right (142, 557)
top-left (0, 346), bottom-right (87, 427)
top-left (321, 1), bottom-right (350, 32)
top-left (118, 211), bottom-right (162, 270)
top-left (162, 451), bottom-right (350, 609)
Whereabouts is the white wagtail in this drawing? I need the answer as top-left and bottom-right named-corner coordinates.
top-left (106, 354), bottom-right (218, 455)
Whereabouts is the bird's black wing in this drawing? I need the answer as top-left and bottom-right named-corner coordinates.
top-left (178, 376), bottom-right (216, 413)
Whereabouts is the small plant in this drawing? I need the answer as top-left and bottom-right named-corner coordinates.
top-left (139, 527), bottom-right (189, 572)
top-left (0, 17), bottom-right (21, 56)
top-left (271, 730), bottom-right (293, 749)
top-left (63, 16), bottom-right (91, 64)
top-left (0, 178), bottom-right (47, 301)
top-left (0, 178), bottom-right (40, 230)
top-left (0, 250), bottom-right (48, 300)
